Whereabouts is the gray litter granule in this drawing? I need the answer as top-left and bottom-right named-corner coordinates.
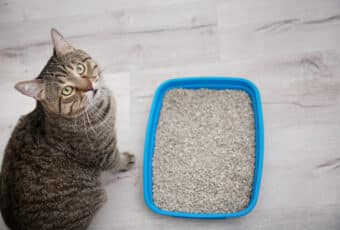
top-left (152, 89), bottom-right (255, 214)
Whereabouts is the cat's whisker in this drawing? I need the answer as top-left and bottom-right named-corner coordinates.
top-left (82, 108), bottom-right (92, 143)
top-left (72, 99), bottom-right (80, 133)
top-left (87, 99), bottom-right (107, 129)
top-left (87, 107), bottom-right (107, 129)
top-left (85, 109), bottom-right (96, 135)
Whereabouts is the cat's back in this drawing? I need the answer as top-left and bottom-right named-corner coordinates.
top-left (1, 109), bottom-right (40, 181)
top-left (0, 108), bottom-right (103, 229)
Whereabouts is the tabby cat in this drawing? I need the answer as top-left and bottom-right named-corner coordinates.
top-left (0, 29), bottom-right (135, 230)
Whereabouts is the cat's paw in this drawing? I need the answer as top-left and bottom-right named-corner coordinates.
top-left (119, 152), bottom-right (135, 172)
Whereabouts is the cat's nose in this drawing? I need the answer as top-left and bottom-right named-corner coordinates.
top-left (77, 77), bottom-right (93, 91)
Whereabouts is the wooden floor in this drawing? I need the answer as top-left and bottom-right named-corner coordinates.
top-left (1, 0), bottom-right (340, 229)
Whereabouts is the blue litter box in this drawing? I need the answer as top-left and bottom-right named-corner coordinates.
top-left (143, 77), bottom-right (264, 219)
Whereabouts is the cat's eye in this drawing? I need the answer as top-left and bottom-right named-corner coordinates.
top-left (62, 86), bottom-right (73, 96)
top-left (76, 63), bottom-right (85, 75)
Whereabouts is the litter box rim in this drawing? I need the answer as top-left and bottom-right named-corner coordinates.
top-left (143, 77), bottom-right (264, 219)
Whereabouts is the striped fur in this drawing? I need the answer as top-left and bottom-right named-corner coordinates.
top-left (0, 30), bottom-right (135, 230)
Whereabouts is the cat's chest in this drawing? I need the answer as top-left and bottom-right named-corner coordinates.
top-left (45, 115), bottom-right (116, 169)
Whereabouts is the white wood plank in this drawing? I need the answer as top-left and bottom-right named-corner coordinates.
top-left (0, 0), bottom-right (202, 23)
top-left (89, 205), bottom-right (340, 229)
top-left (0, 0), bottom-right (217, 50)
top-left (0, 25), bottom-right (219, 80)
top-left (217, 0), bottom-right (340, 61)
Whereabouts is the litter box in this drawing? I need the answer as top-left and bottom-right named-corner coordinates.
top-left (143, 77), bottom-right (264, 219)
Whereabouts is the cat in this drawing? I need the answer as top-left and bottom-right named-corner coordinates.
top-left (0, 28), bottom-right (135, 230)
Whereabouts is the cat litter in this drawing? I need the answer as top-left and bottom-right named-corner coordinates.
top-left (143, 77), bottom-right (264, 219)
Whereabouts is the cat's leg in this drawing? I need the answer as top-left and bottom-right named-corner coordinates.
top-left (101, 148), bottom-right (135, 172)
top-left (63, 189), bottom-right (106, 230)
top-left (113, 150), bottom-right (135, 172)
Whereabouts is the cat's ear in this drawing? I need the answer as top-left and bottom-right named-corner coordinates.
top-left (15, 79), bottom-right (45, 100)
top-left (51, 28), bottom-right (75, 57)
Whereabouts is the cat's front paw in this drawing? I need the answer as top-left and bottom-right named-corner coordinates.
top-left (119, 152), bottom-right (135, 172)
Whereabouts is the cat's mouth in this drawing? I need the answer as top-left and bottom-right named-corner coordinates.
top-left (82, 80), bottom-right (99, 98)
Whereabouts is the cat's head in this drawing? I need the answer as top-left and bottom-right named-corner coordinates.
top-left (15, 28), bottom-right (101, 116)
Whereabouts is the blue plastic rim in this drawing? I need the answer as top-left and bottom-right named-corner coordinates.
top-left (143, 77), bottom-right (264, 219)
